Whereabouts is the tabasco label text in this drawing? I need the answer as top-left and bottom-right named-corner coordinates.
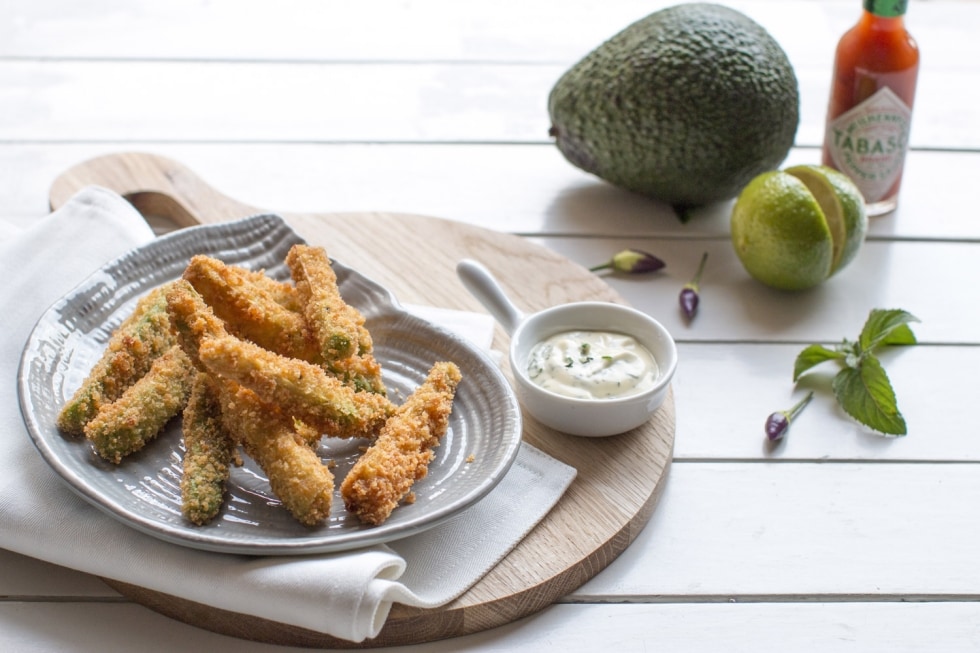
top-left (825, 86), bottom-right (912, 203)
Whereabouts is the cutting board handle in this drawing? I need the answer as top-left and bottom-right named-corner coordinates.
top-left (48, 151), bottom-right (261, 227)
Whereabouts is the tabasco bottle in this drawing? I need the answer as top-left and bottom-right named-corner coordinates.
top-left (822, 0), bottom-right (919, 216)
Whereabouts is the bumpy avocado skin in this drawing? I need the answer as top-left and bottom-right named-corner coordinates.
top-left (548, 3), bottom-right (799, 208)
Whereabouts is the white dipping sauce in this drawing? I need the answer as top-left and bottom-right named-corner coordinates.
top-left (526, 330), bottom-right (659, 400)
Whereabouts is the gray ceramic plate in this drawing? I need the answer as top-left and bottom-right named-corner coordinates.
top-left (18, 214), bottom-right (522, 555)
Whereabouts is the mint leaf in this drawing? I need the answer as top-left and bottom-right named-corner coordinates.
top-left (790, 308), bottom-right (917, 438)
top-left (878, 323), bottom-right (917, 347)
top-left (831, 356), bottom-right (907, 436)
top-left (793, 344), bottom-right (845, 381)
top-left (859, 309), bottom-right (920, 351)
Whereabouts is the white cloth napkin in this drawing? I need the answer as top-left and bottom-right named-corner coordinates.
top-left (0, 186), bottom-right (576, 643)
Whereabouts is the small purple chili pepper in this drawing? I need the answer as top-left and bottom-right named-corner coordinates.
top-left (590, 248), bottom-right (666, 274)
top-left (679, 251), bottom-right (708, 320)
top-left (765, 391), bottom-right (814, 442)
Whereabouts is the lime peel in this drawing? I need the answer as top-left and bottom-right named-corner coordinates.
top-left (731, 165), bottom-right (868, 291)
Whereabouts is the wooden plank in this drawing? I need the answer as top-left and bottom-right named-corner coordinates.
top-left (1, 0), bottom-right (971, 71)
top-left (2, 602), bottom-right (979, 652)
top-left (0, 144), bottom-right (978, 241)
top-left (670, 343), bottom-right (976, 461)
top-left (0, 549), bottom-right (116, 598)
top-left (32, 154), bottom-right (976, 346)
top-left (6, 466), bottom-right (980, 605)
top-left (575, 461), bottom-right (980, 598)
top-left (8, 462), bottom-right (979, 604)
top-left (536, 236), bottom-right (979, 345)
top-left (0, 58), bottom-right (974, 150)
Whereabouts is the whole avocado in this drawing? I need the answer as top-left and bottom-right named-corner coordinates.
top-left (548, 3), bottom-right (800, 211)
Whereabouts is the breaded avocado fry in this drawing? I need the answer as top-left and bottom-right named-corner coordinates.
top-left (216, 382), bottom-right (334, 527)
top-left (181, 373), bottom-right (236, 525)
top-left (285, 244), bottom-right (362, 361)
top-left (165, 279), bottom-right (231, 370)
top-left (57, 284), bottom-right (175, 435)
top-left (84, 346), bottom-right (195, 464)
top-left (198, 333), bottom-right (393, 439)
top-left (183, 255), bottom-right (317, 360)
top-left (341, 362), bottom-right (461, 525)
top-left (285, 244), bottom-right (387, 394)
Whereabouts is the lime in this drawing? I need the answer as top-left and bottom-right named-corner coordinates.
top-left (730, 165), bottom-right (868, 290)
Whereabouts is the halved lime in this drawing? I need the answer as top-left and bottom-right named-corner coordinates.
top-left (730, 165), bottom-right (867, 291)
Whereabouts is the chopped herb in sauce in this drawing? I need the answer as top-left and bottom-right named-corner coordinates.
top-left (526, 330), bottom-right (658, 400)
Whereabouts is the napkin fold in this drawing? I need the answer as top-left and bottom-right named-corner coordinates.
top-left (0, 187), bottom-right (575, 643)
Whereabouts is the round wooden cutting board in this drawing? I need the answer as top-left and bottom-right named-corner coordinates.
top-left (48, 152), bottom-right (675, 649)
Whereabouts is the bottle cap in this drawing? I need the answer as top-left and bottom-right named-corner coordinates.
top-left (864, 0), bottom-right (908, 17)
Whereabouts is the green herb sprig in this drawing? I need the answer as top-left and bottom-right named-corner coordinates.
top-left (793, 308), bottom-right (919, 436)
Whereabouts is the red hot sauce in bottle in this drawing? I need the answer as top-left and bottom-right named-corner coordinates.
top-left (822, 0), bottom-right (919, 216)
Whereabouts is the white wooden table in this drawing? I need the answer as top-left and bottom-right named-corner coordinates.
top-left (3, 1), bottom-right (979, 650)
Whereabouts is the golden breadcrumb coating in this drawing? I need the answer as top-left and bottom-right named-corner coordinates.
top-left (239, 266), bottom-right (303, 313)
top-left (341, 362), bottom-right (461, 525)
top-left (217, 381), bottom-right (334, 527)
top-left (84, 346), bottom-right (194, 464)
top-left (57, 283), bottom-right (175, 435)
top-left (183, 255), bottom-right (317, 360)
top-left (198, 333), bottom-right (393, 439)
top-left (165, 279), bottom-right (231, 371)
top-left (285, 245), bottom-right (386, 395)
top-left (180, 373), bottom-right (235, 525)
top-left (286, 244), bottom-right (363, 361)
